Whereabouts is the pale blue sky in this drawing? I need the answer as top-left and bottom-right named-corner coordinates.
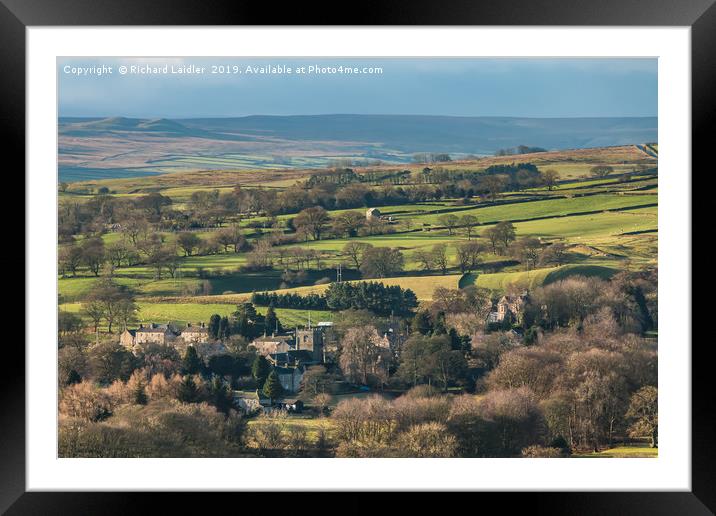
top-left (58, 57), bottom-right (657, 119)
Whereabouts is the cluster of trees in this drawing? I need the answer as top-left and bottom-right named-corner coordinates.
top-left (263, 182), bottom-right (448, 215)
top-left (477, 316), bottom-right (658, 452)
top-left (483, 221), bottom-right (517, 255)
top-left (253, 280), bottom-right (419, 317)
top-left (480, 163), bottom-right (542, 194)
top-left (396, 334), bottom-right (468, 390)
top-left (495, 145), bottom-right (548, 156)
top-left (410, 230), bottom-right (551, 276)
top-left (435, 213), bottom-right (480, 237)
top-left (59, 333), bottom-right (256, 389)
top-left (412, 153), bottom-right (453, 163)
top-left (330, 302), bottom-right (658, 457)
top-left (231, 302), bottom-right (282, 340)
top-left (524, 272), bottom-right (657, 333)
top-left (329, 385), bottom-right (543, 458)
top-left (59, 395), bottom-right (246, 457)
top-left (251, 291), bottom-right (328, 310)
top-left (413, 240), bottom-right (484, 276)
top-left (75, 279), bottom-right (137, 338)
top-left (412, 286), bottom-right (493, 338)
top-left (325, 281), bottom-right (418, 316)
top-left (590, 165), bottom-right (615, 177)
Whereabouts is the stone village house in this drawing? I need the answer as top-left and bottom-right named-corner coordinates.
top-left (120, 322), bottom-right (209, 350)
top-left (249, 325), bottom-right (330, 393)
top-left (487, 292), bottom-right (529, 325)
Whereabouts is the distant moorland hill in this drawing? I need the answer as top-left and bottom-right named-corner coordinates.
top-left (58, 114), bottom-right (657, 182)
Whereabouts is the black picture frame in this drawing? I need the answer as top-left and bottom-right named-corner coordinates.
top-left (3, 0), bottom-right (709, 513)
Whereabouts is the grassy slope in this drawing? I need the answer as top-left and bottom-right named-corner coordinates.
top-left (461, 264), bottom-right (618, 292)
top-left (204, 274), bottom-right (461, 302)
top-left (414, 193), bottom-right (656, 226)
top-left (573, 445), bottom-right (657, 458)
top-left (60, 301), bottom-right (332, 328)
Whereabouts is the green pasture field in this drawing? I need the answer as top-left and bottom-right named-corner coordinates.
top-left (268, 273), bottom-right (460, 301)
top-left (513, 206), bottom-right (657, 239)
top-left (573, 444), bottom-right (657, 458)
top-left (512, 178), bottom-right (658, 198)
top-left (461, 264), bottom-right (619, 292)
top-left (163, 273), bottom-right (461, 305)
top-left (58, 276), bottom-right (144, 301)
top-left (60, 205), bottom-right (656, 301)
top-left (246, 414), bottom-right (337, 441)
top-left (59, 156), bottom-right (657, 312)
top-left (136, 303), bottom-right (332, 328)
top-left (60, 300), bottom-right (331, 329)
top-left (59, 270), bottom-right (318, 301)
top-left (409, 193), bottom-right (657, 227)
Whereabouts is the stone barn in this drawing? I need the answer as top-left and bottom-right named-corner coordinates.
top-left (366, 207), bottom-right (382, 221)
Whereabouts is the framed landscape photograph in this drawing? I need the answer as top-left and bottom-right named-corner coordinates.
top-left (5, 0), bottom-right (712, 512)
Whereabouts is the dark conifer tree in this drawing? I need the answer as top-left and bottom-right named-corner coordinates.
top-left (208, 314), bottom-right (221, 340)
top-left (182, 346), bottom-right (203, 375)
top-left (177, 375), bottom-right (199, 403)
top-left (251, 355), bottom-right (271, 389)
top-left (262, 369), bottom-right (284, 403)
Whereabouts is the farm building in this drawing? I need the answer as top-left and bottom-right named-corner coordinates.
top-left (119, 329), bottom-right (137, 349)
top-left (366, 207), bottom-right (382, 221)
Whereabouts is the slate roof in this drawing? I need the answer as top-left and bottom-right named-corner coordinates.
top-left (270, 350), bottom-right (316, 366)
top-left (254, 333), bottom-right (293, 342)
top-left (182, 325), bottom-right (208, 334)
top-left (137, 323), bottom-right (178, 334)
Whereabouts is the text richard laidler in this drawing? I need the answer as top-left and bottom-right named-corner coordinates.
top-left (63, 63), bottom-right (377, 77)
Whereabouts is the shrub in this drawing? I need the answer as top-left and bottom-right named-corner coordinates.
top-left (403, 384), bottom-right (441, 399)
top-left (59, 381), bottom-right (113, 422)
top-left (248, 419), bottom-right (285, 451)
top-left (392, 395), bottom-right (451, 432)
top-left (521, 445), bottom-right (563, 458)
top-left (146, 373), bottom-right (180, 401)
top-left (287, 425), bottom-right (309, 451)
top-left (332, 396), bottom-right (395, 444)
top-left (396, 422), bottom-right (457, 457)
top-left (58, 400), bottom-right (246, 457)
